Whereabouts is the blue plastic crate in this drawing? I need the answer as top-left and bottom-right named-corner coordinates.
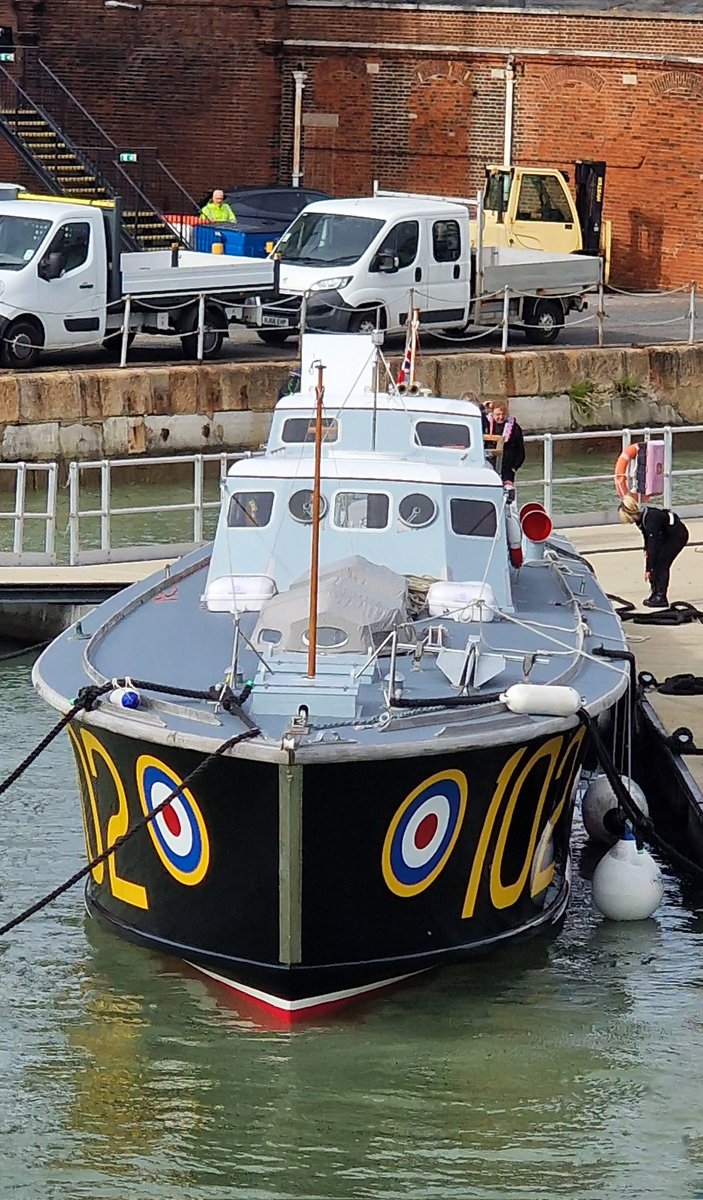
top-left (193, 224), bottom-right (281, 258)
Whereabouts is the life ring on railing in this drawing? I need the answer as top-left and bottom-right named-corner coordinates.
top-left (613, 444), bottom-right (639, 498)
top-left (506, 506), bottom-right (523, 568)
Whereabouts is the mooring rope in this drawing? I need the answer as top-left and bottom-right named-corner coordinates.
top-left (578, 708), bottom-right (703, 881)
top-left (0, 726), bottom-right (260, 939)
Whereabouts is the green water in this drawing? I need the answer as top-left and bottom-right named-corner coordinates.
top-left (2, 656), bottom-right (703, 1198)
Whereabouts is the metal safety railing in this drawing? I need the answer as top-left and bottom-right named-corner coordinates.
top-left (66, 451), bottom-right (252, 565)
top-left (0, 427), bottom-right (701, 566)
top-left (0, 462), bottom-right (58, 565)
top-left (523, 423), bottom-right (703, 527)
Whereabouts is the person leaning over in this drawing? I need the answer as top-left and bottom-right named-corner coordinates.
top-left (201, 189), bottom-right (237, 224)
top-left (485, 401), bottom-right (525, 485)
top-left (618, 494), bottom-right (689, 609)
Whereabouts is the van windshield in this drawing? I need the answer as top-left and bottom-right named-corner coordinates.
top-left (275, 212), bottom-right (384, 267)
top-left (0, 216), bottom-right (52, 269)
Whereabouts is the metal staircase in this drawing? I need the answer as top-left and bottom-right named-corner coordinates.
top-left (0, 52), bottom-right (199, 251)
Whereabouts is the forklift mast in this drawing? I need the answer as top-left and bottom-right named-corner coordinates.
top-left (574, 160), bottom-right (606, 256)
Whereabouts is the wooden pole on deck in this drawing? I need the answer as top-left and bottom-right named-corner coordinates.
top-left (307, 362), bottom-right (325, 678)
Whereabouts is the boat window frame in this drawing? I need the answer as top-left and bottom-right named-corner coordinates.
top-left (413, 419), bottom-right (472, 451)
top-left (330, 487), bottom-right (391, 531)
top-left (280, 415), bottom-right (340, 445)
top-left (227, 489), bottom-right (276, 529)
top-left (448, 496), bottom-right (498, 538)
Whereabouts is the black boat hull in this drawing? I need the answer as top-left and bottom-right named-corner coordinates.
top-left (70, 720), bottom-right (586, 1020)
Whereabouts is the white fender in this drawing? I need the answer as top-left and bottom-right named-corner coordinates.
top-left (500, 683), bottom-right (582, 717)
top-left (581, 773), bottom-right (649, 844)
top-left (592, 829), bottom-right (664, 920)
top-left (506, 507), bottom-right (523, 568)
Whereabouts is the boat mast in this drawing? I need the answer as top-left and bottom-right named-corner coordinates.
top-left (307, 361), bottom-right (325, 678)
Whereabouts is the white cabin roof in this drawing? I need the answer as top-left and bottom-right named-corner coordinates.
top-left (0, 199), bottom-right (98, 223)
top-left (276, 389), bottom-right (482, 420)
top-left (228, 453), bottom-right (498, 489)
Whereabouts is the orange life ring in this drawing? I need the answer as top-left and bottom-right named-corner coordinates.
top-left (613, 443), bottom-right (638, 498)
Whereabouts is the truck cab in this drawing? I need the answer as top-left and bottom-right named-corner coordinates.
top-left (259, 196), bottom-right (472, 341)
top-left (0, 198), bottom-right (110, 366)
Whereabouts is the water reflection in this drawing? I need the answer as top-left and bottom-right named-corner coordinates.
top-left (3, 662), bottom-right (703, 1198)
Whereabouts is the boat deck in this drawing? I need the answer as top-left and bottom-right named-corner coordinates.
top-left (566, 517), bottom-right (703, 795)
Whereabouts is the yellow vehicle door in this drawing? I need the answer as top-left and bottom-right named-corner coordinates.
top-left (506, 170), bottom-right (582, 255)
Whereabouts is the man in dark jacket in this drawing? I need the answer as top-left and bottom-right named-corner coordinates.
top-left (619, 494), bottom-right (689, 608)
top-left (485, 402), bottom-right (526, 485)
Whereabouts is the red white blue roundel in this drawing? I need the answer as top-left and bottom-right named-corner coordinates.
top-left (382, 770), bottom-right (468, 897)
top-left (136, 756), bottom-right (210, 886)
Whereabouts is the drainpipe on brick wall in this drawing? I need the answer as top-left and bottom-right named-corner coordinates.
top-left (503, 55), bottom-right (516, 169)
top-left (292, 69), bottom-right (308, 187)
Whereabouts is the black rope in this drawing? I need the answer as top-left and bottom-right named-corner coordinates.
top-left (578, 708), bottom-right (703, 881)
top-left (0, 640), bottom-right (50, 664)
top-left (390, 690), bottom-right (503, 710)
top-left (0, 684), bottom-right (113, 801)
top-left (0, 726), bottom-right (260, 939)
top-left (608, 595), bottom-right (703, 626)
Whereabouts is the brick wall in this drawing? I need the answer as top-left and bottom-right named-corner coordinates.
top-left (3, 0), bottom-right (703, 286)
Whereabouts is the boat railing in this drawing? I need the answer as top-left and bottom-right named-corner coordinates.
top-left (0, 425), bottom-right (702, 565)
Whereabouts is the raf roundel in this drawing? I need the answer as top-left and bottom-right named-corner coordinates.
top-left (382, 770), bottom-right (468, 897)
top-left (136, 756), bottom-right (210, 886)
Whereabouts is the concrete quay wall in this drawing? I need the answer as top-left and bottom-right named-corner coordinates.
top-left (1, 344), bottom-right (702, 463)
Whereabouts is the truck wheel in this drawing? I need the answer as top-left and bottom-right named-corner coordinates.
top-left (181, 307), bottom-right (225, 360)
top-left (257, 330), bottom-right (290, 347)
top-left (1, 318), bottom-right (42, 368)
top-left (524, 299), bottom-right (563, 345)
top-left (349, 306), bottom-right (383, 333)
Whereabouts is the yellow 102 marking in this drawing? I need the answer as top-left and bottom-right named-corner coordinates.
top-left (71, 727), bottom-right (149, 910)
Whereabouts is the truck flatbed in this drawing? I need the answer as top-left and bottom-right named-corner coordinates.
top-left (480, 246), bottom-right (601, 296)
top-left (120, 250), bottom-right (275, 296)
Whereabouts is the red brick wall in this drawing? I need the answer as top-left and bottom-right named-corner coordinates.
top-left (3, 0), bottom-right (703, 286)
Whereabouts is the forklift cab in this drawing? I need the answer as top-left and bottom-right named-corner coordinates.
top-left (482, 166), bottom-right (582, 255)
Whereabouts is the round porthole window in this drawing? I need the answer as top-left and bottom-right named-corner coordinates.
top-left (398, 492), bottom-right (437, 528)
top-left (289, 488), bottom-right (327, 523)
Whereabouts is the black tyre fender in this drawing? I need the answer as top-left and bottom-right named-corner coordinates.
top-left (179, 302), bottom-right (227, 360)
top-left (523, 298), bottom-right (564, 345)
top-left (0, 316), bottom-right (45, 369)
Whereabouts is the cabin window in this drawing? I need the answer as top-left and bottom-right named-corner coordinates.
top-left (398, 492), bottom-right (437, 528)
top-left (516, 175), bottom-right (572, 224)
top-left (227, 491), bottom-right (274, 528)
top-left (415, 421), bottom-right (470, 450)
top-left (41, 221), bottom-right (91, 275)
top-left (432, 219), bottom-right (461, 263)
top-left (450, 498), bottom-right (497, 538)
top-left (281, 416), bottom-right (338, 444)
top-left (289, 488), bottom-right (328, 523)
top-left (332, 491), bottom-right (389, 530)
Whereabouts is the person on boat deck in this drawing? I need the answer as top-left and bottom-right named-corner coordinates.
top-left (201, 189), bottom-right (237, 224)
top-left (618, 494), bottom-right (689, 609)
top-left (485, 401), bottom-right (525, 485)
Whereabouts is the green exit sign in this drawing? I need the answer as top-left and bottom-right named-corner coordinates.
top-left (0, 52), bottom-right (15, 61)
top-left (119, 151), bottom-right (138, 163)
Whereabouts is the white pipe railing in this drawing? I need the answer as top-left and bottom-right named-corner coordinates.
top-left (1, 427), bottom-right (702, 564)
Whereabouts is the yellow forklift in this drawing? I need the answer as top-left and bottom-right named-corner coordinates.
top-left (481, 160), bottom-right (610, 280)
